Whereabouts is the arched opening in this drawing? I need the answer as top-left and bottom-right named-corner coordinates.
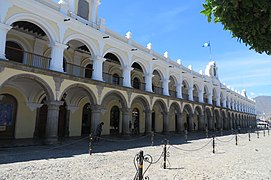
top-left (182, 81), bottom-right (189, 100)
top-left (169, 76), bottom-right (177, 98)
top-left (81, 103), bottom-right (92, 135)
top-left (77, 0), bottom-right (89, 20)
top-left (103, 53), bottom-right (123, 85)
top-left (194, 106), bottom-right (203, 131)
top-left (132, 77), bottom-right (140, 89)
top-left (34, 97), bottom-right (47, 139)
top-left (58, 99), bottom-right (68, 138)
top-left (7, 21), bottom-right (51, 69)
top-left (110, 106), bottom-right (120, 134)
top-left (132, 108), bottom-right (140, 134)
top-left (5, 41), bottom-right (24, 63)
top-left (131, 62), bottom-right (145, 90)
top-left (169, 103), bottom-right (180, 132)
top-left (203, 86), bottom-right (209, 103)
top-left (152, 100), bottom-right (166, 132)
top-left (0, 94), bottom-right (17, 139)
top-left (193, 85), bottom-right (199, 102)
top-left (214, 109), bottom-right (220, 130)
top-left (182, 105), bottom-right (193, 131)
top-left (64, 40), bottom-right (92, 77)
top-left (85, 64), bottom-right (93, 78)
top-left (206, 108), bottom-right (213, 130)
top-left (152, 70), bottom-right (163, 95)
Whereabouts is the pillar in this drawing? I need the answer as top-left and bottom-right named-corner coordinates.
top-left (91, 105), bottom-right (102, 134)
top-left (45, 101), bottom-right (63, 143)
top-left (92, 56), bottom-right (105, 81)
top-left (145, 73), bottom-right (153, 92)
top-left (50, 42), bottom-right (67, 72)
top-left (177, 113), bottom-right (182, 133)
top-left (162, 79), bottom-right (169, 96)
top-left (144, 110), bottom-right (152, 133)
top-left (198, 90), bottom-right (204, 103)
top-left (0, 23), bottom-right (12, 60)
top-left (188, 87), bottom-right (193, 101)
top-left (163, 112), bottom-right (169, 133)
top-left (122, 108), bottom-right (130, 134)
top-left (208, 93), bottom-right (212, 104)
top-left (123, 65), bottom-right (132, 87)
top-left (199, 115), bottom-right (205, 131)
top-left (176, 83), bottom-right (182, 99)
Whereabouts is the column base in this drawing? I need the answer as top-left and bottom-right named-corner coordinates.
top-left (44, 137), bottom-right (59, 145)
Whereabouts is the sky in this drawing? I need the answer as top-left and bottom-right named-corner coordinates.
top-left (98, 0), bottom-right (271, 98)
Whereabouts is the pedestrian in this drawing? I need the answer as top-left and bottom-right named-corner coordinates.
top-left (194, 122), bottom-right (196, 130)
top-left (95, 122), bottom-right (104, 142)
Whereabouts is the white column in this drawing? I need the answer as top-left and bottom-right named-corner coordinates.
top-left (145, 73), bottom-right (153, 92)
top-left (122, 108), bottom-right (131, 134)
top-left (92, 56), bottom-right (105, 81)
top-left (208, 93), bottom-right (212, 104)
top-left (176, 83), bottom-right (182, 99)
top-left (162, 79), bottom-right (169, 96)
top-left (198, 90), bottom-right (204, 103)
top-left (50, 42), bottom-right (67, 72)
top-left (91, 0), bottom-right (100, 24)
top-left (223, 98), bottom-right (227, 108)
top-left (216, 93), bottom-right (221, 106)
top-left (123, 65), bottom-right (132, 87)
top-left (188, 87), bottom-right (193, 101)
top-left (0, 23), bottom-right (12, 60)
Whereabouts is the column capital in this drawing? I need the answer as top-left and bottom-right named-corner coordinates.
top-left (50, 42), bottom-right (68, 49)
top-left (95, 55), bottom-right (106, 62)
top-left (45, 100), bottom-right (64, 107)
top-left (0, 23), bottom-right (12, 32)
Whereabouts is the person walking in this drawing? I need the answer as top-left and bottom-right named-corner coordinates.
top-left (95, 122), bottom-right (104, 142)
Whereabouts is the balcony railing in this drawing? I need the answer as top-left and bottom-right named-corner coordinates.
top-left (6, 46), bottom-right (51, 69)
top-left (131, 80), bottom-right (146, 91)
top-left (182, 94), bottom-right (189, 100)
top-left (193, 96), bottom-right (199, 102)
top-left (103, 72), bottom-right (123, 86)
top-left (169, 90), bottom-right (177, 98)
top-left (153, 86), bottom-right (163, 95)
top-left (65, 62), bottom-right (93, 78)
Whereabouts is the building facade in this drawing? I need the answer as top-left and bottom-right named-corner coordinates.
top-left (0, 0), bottom-right (256, 142)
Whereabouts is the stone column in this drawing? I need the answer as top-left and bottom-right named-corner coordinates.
top-left (91, 105), bottom-right (102, 134)
top-left (122, 108), bottom-right (131, 134)
top-left (92, 56), bottom-right (105, 81)
top-left (163, 112), bottom-right (169, 133)
top-left (208, 93), bottom-right (212, 104)
top-left (145, 73), bottom-right (153, 92)
top-left (188, 87), bottom-right (193, 101)
top-left (0, 23), bottom-right (12, 60)
top-left (199, 115), bottom-right (205, 131)
top-left (198, 90), bottom-right (204, 103)
top-left (45, 101), bottom-right (63, 143)
top-left (162, 79), bottom-right (169, 96)
top-left (177, 113), bottom-right (182, 133)
top-left (123, 65), bottom-right (132, 87)
top-left (144, 110), bottom-right (152, 133)
top-left (50, 42), bottom-right (67, 72)
top-left (176, 83), bottom-right (182, 99)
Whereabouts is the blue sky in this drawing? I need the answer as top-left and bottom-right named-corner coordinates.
top-left (99, 0), bottom-right (271, 98)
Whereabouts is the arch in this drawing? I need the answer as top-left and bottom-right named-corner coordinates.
top-left (152, 99), bottom-right (167, 132)
top-left (6, 35), bottom-right (32, 52)
top-left (101, 90), bottom-right (128, 109)
top-left (131, 59), bottom-right (148, 75)
top-left (193, 84), bottom-right (200, 102)
top-left (182, 103), bottom-right (193, 131)
top-left (63, 34), bottom-right (98, 56)
top-left (5, 13), bottom-right (58, 42)
top-left (206, 107), bottom-right (213, 130)
top-left (60, 83), bottom-right (97, 104)
top-left (5, 41), bottom-right (24, 63)
top-left (1, 74), bottom-right (54, 101)
top-left (169, 102), bottom-right (181, 132)
top-left (194, 105), bottom-right (203, 131)
top-left (131, 95), bottom-right (150, 111)
top-left (103, 48), bottom-right (126, 67)
top-left (152, 68), bottom-right (164, 81)
top-left (81, 103), bottom-right (92, 135)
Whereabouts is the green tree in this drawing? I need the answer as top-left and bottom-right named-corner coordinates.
top-left (201, 0), bottom-right (271, 55)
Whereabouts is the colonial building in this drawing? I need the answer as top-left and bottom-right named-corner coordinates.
top-left (0, 0), bottom-right (256, 142)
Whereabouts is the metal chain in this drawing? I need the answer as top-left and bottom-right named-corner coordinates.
top-left (215, 136), bottom-right (235, 143)
top-left (99, 134), bottom-right (149, 142)
top-left (169, 139), bottom-right (212, 152)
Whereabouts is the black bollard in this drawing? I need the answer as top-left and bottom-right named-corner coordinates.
top-left (220, 128), bottom-right (223, 136)
top-left (151, 131), bottom-right (154, 146)
top-left (206, 128), bottom-right (209, 138)
top-left (235, 133), bottom-right (238, 146)
top-left (263, 129), bottom-right (266, 137)
top-left (138, 151), bottom-right (144, 180)
top-left (212, 135), bottom-right (215, 154)
top-left (268, 129), bottom-right (270, 135)
top-left (257, 131), bottom-right (259, 138)
top-left (89, 133), bottom-right (93, 155)
top-left (163, 139), bottom-right (167, 169)
top-left (248, 131), bottom-right (251, 141)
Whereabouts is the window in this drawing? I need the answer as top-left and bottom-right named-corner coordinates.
top-left (132, 77), bottom-right (140, 89)
top-left (113, 73), bottom-right (120, 85)
top-left (77, 0), bottom-right (89, 20)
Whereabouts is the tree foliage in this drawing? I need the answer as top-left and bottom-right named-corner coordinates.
top-left (201, 0), bottom-right (271, 55)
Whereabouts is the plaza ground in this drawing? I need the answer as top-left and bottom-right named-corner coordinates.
top-left (0, 130), bottom-right (270, 180)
